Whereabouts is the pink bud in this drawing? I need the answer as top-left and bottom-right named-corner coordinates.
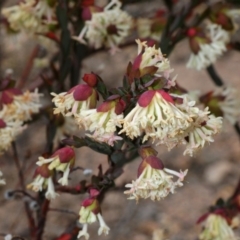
top-left (0, 119), bottom-right (6, 129)
top-left (51, 147), bottom-right (75, 163)
top-left (157, 90), bottom-right (174, 103)
top-left (35, 164), bottom-right (52, 178)
top-left (115, 99), bottom-right (126, 114)
top-left (1, 88), bottom-right (22, 104)
top-left (97, 101), bottom-right (113, 112)
top-left (138, 156), bottom-right (164, 176)
top-left (132, 53), bottom-right (143, 70)
top-left (82, 73), bottom-right (97, 87)
top-left (81, 6), bottom-right (102, 20)
top-left (89, 188), bottom-right (100, 198)
top-left (72, 84), bottom-right (93, 101)
top-left (187, 28), bottom-right (197, 38)
top-left (138, 90), bottom-right (156, 107)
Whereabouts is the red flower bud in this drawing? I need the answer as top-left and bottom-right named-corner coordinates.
top-left (0, 119), bottom-right (6, 129)
top-left (1, 88), bottom-right (22, 104)
top-left (51, 147), bottom-right (75, 163)
top-left (71, 84), bottom-right (94, 101)
top-left (82, 73), bottom-right (98, 87)
top-left (34, 164), bottom-right (52, 179)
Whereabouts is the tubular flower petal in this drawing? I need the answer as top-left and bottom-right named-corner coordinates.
top-left (199, 214), bottom-right (238, 240)
top-left (124, 156), bottom-right (188, 202)
top-left (73, 0), bottom-right (133, 52)
top-left (187, 23), bottom-right (229, 70)
top-left (36, 147), bottom-right (75, 186)
top-left (51, 84), bottom-right (97, 116)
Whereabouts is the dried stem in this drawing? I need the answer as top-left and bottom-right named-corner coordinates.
top-left (18, 45), bottom-right (40, 89)
top-left (11, 142), bottom-right (36, 238)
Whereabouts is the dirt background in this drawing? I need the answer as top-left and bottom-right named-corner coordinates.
top-left (0, 1), bottom-right (240, 240)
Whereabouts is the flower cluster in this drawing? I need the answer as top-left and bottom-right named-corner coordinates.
top-left (28, 147), bottom-right (75, 199)
top-left (199, 213), bottom-right (238, 240)
top-left (137, 10), bottom-right (166, 42)
top-left (2, 0), bottom-right (57, 33)
top-left (77, 189), bottom-right (110, 240)
top-left (124, 147), bottom-right (188, 202)
top-left (200, 86), bottom-right (240, 125)
top-left (187, 23), bottom-right (229, 70)
top-left (73, 0), bottom-right (133, 53)
top-left (0, 88), bottom-right (42, 155)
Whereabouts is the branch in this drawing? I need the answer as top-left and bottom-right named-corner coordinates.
top-left (206, 65), bottom-right (224, 87)
top-left (11, 142), bottom-right (36, 238)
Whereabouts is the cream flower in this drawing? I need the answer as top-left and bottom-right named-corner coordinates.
top-left (1, 0), bottom-right (56, 33)
top-left (124, 156), bottom-right (188, 202)
top-left (51, 84), bottom-right (97, 116)
top-left (78, 195), bottom-right (110, 239)
top-left (134, 40), bottom-right (174, 81)
top-left (73, 0), bottom-right (133, 52)
top-left (199, 214), bottom-right (238, 240)
top-left (75, 99), bottom-right (124, 144)
top-left (36, 147), bottom-right (75, 186)
top-left (187, 23), bottom-right (229, 70)
top-left (0, 117), bottom-right (25, 155)
top-left (27, 164), bottom-right (59, 200)
top-left (120, 90), bottom-right (192, 144)
top-left (213, 87), bottom-right (240, 125)
top-left (1, 88), bottom-right (43, 122)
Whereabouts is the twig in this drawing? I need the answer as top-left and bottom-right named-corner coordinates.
top-left (18, 45), bottom-right (40, 89)
top-left (206, 65), bottom-right (224, 86)
top-left (49, 208), bottom-right (78, 217)
top-left (11, 142), bottom-right (36, 238)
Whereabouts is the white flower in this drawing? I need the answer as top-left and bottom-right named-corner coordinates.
top-left (124, 156), bottom-right (188, 202)
top-left (27, 164), bottom-right (59, 200)
top-left (51, 84), bottom-right (97, 116)
top-left (120, 90), bottom-right (192, 144)
top-left (73, 0), bottom-right (133, 52)
top-left (4, 234), bottom-right (12, 240)
top-left (36, 147), bottom-right (75, 186)
top-left (0, 117), bottom-right (25, 155)
top-left (1, 0), bottom-right (55, 33)
top-left (187, 23), bottom-right (229, 70)
top-left (75, 99), bottom-right (124, 144)
top-left (78, 197), bottom-right (110, 239)
top-left (213, 87), bottom-right (240, 124)
top-left (199, 214), bottom-right (238, 240)
top-left (1, 88), bottom-right (43, 122)
top-left (135, 39), bottom-right (174, 81)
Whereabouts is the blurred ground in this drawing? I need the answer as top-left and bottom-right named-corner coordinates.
top-left (0, 1), bottom-right (240, 240)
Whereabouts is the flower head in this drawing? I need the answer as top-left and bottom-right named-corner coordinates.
top-left (27, 163), bottom-right (59, 200)
top-left (77, 189), bottom-right (110, 239)
top-left (51, 84), bottom-right (97, 116)
top-left (36, 147), bottom-right (75, 186)
top-left (119, 90), bottom-right (192, 144)
top-left (186, 23), bottom-right (229, 70)
top-left (199, 213), bottom-right (238, 240)
top-left (75, 98), bottom-right (125, 145)
top-left (137, 10), bottom-right (166, 41)
top-left (2, 0), bottom-right (56, 33)
top-left (73, 0), bottom-right (133, 52)
top-left (1, 88), bottom-right (43, 122)
top-left (0, 117), bottom-right (25, 155)
top-left (124, 156), bottom-right (188, 202)
top-left (200, 87), bottom-right (240, 125)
